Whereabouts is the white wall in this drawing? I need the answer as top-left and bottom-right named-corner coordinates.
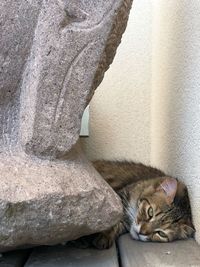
top-left (151, 0), bottom-right (200, 244)
top-left (81, 0), bottom-right (200, 244)
top-left (81, 0), bottom-right (153, 164)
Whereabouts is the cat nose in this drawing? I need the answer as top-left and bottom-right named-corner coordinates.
top-left (139, 225), bottom-right (150, 235)
top-left (138, 228), bottom-right (143, 234)
top-left (139, 229), bottom-right (147, 235)
top-left (136, 217), bottom-right (141, 224)
top-left (139, 229), bottom-right (145, 235)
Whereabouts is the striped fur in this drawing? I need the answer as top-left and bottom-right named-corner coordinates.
top-left (91, 160), bottom-right (194, 249)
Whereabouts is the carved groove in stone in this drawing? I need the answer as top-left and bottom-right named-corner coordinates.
top-left (64, 1), bottom-right (116, 31)
top-left (54, 41), bottom-right (93, 124)
top-left (60, 8), bottom-right (88, 29)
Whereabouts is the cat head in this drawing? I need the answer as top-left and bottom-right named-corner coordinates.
top-left (124, 177), bottom-right (195, 242)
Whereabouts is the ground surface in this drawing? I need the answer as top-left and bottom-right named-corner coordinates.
top-left (1, 234), bottom-right (200, 267)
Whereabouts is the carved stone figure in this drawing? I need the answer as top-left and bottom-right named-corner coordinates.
top-left (0, 0), bottom-right (133, 251)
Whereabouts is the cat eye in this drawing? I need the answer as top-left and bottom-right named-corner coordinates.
top-left (148, 207), bottom-right (153, 218)
top-left (157, 231), bottom-right (167, 238)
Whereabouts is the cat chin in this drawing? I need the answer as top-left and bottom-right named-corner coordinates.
top-left (130, 223), bottom-right (140, 240)
top-left (130, 229), bottom-right (139, 240)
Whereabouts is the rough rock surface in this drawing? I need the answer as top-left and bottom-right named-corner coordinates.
top-left (0, 146), bottom-right (122, 252)
top-left (0, 0), bottom-right (133, 251)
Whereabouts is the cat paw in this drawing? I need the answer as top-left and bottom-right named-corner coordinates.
top-left (92, 234), bottom-right (114, 249)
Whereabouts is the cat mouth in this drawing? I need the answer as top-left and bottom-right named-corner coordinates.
top-left (130, 230), bottom-right (149, 242)
top-left (130, 226), bottom-right (149, 242)
top-left (130, 219), bottom-right (149, 241)
top-left (138, 234), bottom-right (149, 242)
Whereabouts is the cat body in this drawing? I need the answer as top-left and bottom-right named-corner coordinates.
top-left (90, 160), bottom-right (194, 249)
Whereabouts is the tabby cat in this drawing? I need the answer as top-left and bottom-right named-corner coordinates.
top-left (89, 160), bottom-right (194, 249)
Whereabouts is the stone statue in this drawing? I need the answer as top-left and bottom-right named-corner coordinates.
top-left (0, 0), bottom-right (133, 251)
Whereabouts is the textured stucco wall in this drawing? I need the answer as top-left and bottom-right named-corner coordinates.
top-left (151, 0), bottom-right (200, 244)
top-left (81, 0), bottom-right (200, 244)
top-left (81, 0), bottom-right (152, 164)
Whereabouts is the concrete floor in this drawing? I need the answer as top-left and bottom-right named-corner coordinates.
top-left (1, 234), bottom-right (200, 267)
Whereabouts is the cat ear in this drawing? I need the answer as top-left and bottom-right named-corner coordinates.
top-left (157, 177), bottom-right (178, 204)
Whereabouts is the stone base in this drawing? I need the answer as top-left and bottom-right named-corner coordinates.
top-left (0, 147), bottom-right (122, 252)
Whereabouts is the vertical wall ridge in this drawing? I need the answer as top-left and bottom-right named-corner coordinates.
top-left (151, 0), bottom-right (200, 244)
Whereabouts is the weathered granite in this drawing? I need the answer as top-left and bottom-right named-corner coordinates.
top-left (0, 146), bottom-right (123, 252)
top-left (0, 0), bottom-right (133, 251)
